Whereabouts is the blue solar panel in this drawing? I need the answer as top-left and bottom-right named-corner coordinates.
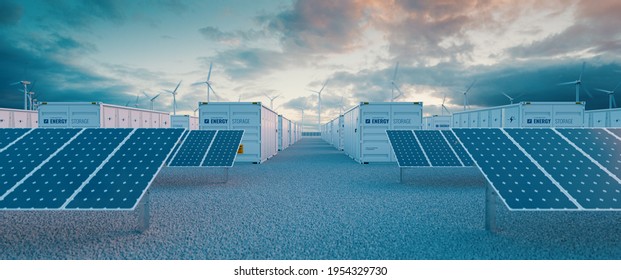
top-left (0, 129), bottom-right (133, 209)
top-left (556, 128), bottom-right (621, 178)
top-left (201, 130), bottom-right (244, 167)
top-left (0, 128), bottom-right (82, 198)
top-left (606, 128), bottom-right (621, 139)
top-left (506, 128), bottom-right (621, 210)
top-left (166, 129), bottom-right (189, 165)
top-left (0, 129), bottom-right (31, 150)
top-left (169, 130), bottom-right (216, 167)
top-left (454, 128), bottom-right (578, 210)
top-left (386, 130), bottom-right (429, 167)
top-left (413, 130), bottom-right (461, 166)
top-left (65, 128), bottom-right (184, 210)
top-left (442, 130), bottom-right (474, 166)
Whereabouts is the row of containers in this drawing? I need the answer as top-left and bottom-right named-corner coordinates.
top-left (0, 102), bottom-right (301, 164)
top-left (321, 101), bottom-right (621, 164)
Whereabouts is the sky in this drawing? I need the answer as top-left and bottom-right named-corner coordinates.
top-left (1, 0), bottom-right (621, 131)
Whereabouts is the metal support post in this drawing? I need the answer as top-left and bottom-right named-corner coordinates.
top-left (399, 168), bottom-right (403, 183)
top-left (136, 191), bottom-right (151, 233)
top-left (485, 184), bottom-right (497, 232)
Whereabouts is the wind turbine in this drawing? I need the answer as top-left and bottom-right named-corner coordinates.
top-left (308, 80), bottom-right (327, 132)
top-left (595, 81), bottom-right (621, 109)
top-left (294, 106), bottom-right (305, 134)
top-left (264, 94), bottom-right (280, 109)
top-left (193, 62), bottom-right (216, 102)
top-left (193, 107), bottom-right (199, 117)
top-left (16, 81), bottom-right (36, 110)
top-left (461, 80), bottom-right (476, 111)
top-left (558, 62), bottom-right (593, 102)
top-left (165, 80), bottom-right (182, 115)
top-left (441, 94), bottom-right (451, 116)
top-left (10, 80), bottom-right (31, 110)
top-left (390, 62), bottom-right (404, 102)
top-left (142, 91), bottom-right (161, 110)
top-left (501, 92), bottom-right (516, 104)
top-left (133, 93), bottom-right (141, 108)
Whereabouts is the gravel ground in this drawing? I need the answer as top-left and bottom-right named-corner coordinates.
top-left (1, 137), bottom-right (621, 259)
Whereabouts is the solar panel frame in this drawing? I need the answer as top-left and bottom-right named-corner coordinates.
top-left (166, 129), bottom-right (189, 165)
top-left (386, 130), bottom-right (430, 168)
top-left (453, 128), bottom-right (580, 211)
top-left (168, 130), bottom-right (217, 167)
top-left (200, 130), bottom-right (244, 167)
top-left (0, 128), bottom-right (85, 202)
top-left (442, 130), bottom-right (475, 166)
top-left (0, 128), bottom-right (33, 152)
top-left (439, 131), bottom-right (464, 166)
top-left (413, 130), bottom-right (462, 167)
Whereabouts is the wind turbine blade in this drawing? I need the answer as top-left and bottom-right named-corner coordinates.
top-left (142, 91), bottom-right (150, 98)
top-left (207, 84), bottom-right (216, 95)
top-left (582, 84), bottom-right (593, 98)
top-left (192, 81), bottom-right (206, 86)
top-left (442, 94), bottom-right (446, 106)
top-left (274, 95), bottom-right (280, 100)
top-left (464, 79), bottom-right (476, 94)
top-left (172, 80), bottom-right (182, 95)
top-left (207, 62), bottom-right (213, 81)
top-left (557, 81), bottom-right (577, 86)
top-left (501, 92), bottom-right (512, 99)
top-left (152, 93), bottom-right (162, 101)
top-left (10, 81), bottom-right (21, 86)
top-left (318, 80), bottom-right (328, 94)
top-left (392, 62), bottom-right (399, 81)
top-left (595, 88), bottom-right (612, 94)
top-left (579, 61), bottom-right (585, 81)
top-left (613, 81), bottom-right (621, 92)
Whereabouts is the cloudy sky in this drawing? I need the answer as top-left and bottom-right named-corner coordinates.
top-left (1, 0), bottom-right (621, 131)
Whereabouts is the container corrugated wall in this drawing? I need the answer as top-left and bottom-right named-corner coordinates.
top-left (0, 108), bottom-right (38, 128)
top-left (451, 102), bottom-right (585, 128)
top-left (37, 102), bottom-right (170, 128)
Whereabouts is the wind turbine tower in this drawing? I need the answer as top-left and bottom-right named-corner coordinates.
top-left (309, 80), bottom-right (327, 132)
top-left (558, 62), bottom-right (592, 102)
top-left (11, 80), bottom-right (31, 110)
top-left (193, 62), bottom-right (216, 102)
top-left (166, 81), bottom-right (182, 115)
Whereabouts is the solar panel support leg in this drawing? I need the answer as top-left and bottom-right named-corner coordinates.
top-left (485, 184), bottom-right (497, 232)
top-left (136, 191), bottom-right (151, 233)
top-left (399, 168), bottom-right (403, 183)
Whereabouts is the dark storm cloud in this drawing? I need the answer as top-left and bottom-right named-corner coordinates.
top-left (201, 48), bottom-right (300, 80)
top-left (44, 0), bottom-right (126, 29)
top-left (0, 1), bottom-right (23, 26)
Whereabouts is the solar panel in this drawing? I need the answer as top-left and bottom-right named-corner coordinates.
top-left (413, 130), bottom-right (461, 166)
top-left (169, 130), bottom-right (216, 167)
top-left (0, 128), bottom-right (82, 198)
top-left (0, 128), bottom-right (31, 151)
top-left (453, 128), bottom-right (578, 210)
top-left (201, 130), bottom-right (244, 167)
top-left (386, 130), bottom-right (429, 167)
top-left (606, 128), bottom-right (621, 139)
top-left (506, 128), bottom-right (621, 210)
top-left (65, 128), bottom-right (184, 210)
top-left (0, 129), bottom-right (133, 209)
top-left (442, 130), bottom-right (474, 166)
top-left (166, 129), bottom-right (189, 165)
top-left (556, 128), bottom-right (621, 179)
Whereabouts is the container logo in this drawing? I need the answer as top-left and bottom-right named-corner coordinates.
top-left (526, 118), bottom-right (551, 124)
top-left (365, 118), bottom-right (389, 124)
top-left (393, 119), bottom-right (411, 124)
top-left (43, 118), bottom-right (67, 124)
top-left (508, 116), bottom-right (515, 123)
top-left (71, 119), bottom-right (89, 125)
top-left (555, 119), bottom-right (573, 125)
top-left (232, 118), bottom-right (250, 124)
top-left (204, 118), bottom-right (228, 124)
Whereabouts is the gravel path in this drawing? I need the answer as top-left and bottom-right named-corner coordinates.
top-left (1, 137), bottom-right (621, 259)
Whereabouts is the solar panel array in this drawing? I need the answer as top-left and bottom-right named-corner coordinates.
top-left (441, 130), bottom-right (474, 166)
top-left (0, 128), bottom-right (31, 150)
top-left (167, 130), bottom-right (244, 167)
top-left (386, 130), bottom-right (470, 167)
top-left (0, 128), bottom-right (184, 210)
top-left (453, 128), bottom-right (621, 211)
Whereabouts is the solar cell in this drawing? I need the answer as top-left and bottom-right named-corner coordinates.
top-left (201, 130), bottom-right (244, 167)
top-left (65, 128), bottom-right (184, 210)
top-left (442, 130), bottom-right (474, 166)
top-left (0, 128), bottom-right (82, 198)
top-left (606, 128), bottom-right (621, 139)
top-left (413, 130), bottom-right (461, 166)
top-left (386, 130), bottom-right (429, 167)
top-left (0, 129), bottom-right (31, 151)
top-left (0, 129), bottom-right (133, 209)
top-left (506, 128), bottom-right (621, 209)
top-left (453, 128), bottom-right (578, 210)
top-left (166, 129), bottom-right (189, 165)
top-left (556, 128), bottom-right (621, 179)
top-left (169, 130), bottom-right (216, 166)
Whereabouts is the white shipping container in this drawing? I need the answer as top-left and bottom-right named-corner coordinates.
top-left (423, 115), bottom-right (451, 130)
top-left (0, 108), bottom-right (38, 128)
top-left (278, 115), bottom-right (292, 151)
top-left (171, 115), bottom-right (199, 130)
top-left (343, 102), bottom-right (423, 163)
top-left (38, 102), bottom-right (171, 128)
top-left (584, 108), bottom-right (621, 127)
top-left (199, 102), bottom-right (278, 163)
top-left (451, 102), bottom-right (585, 128)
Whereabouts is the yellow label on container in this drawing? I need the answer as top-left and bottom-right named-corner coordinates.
top-left (237, 144), bottom-right (244, 154)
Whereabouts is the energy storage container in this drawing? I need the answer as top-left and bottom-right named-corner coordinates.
top-left (278, 115), bottom-right (292, 151)
top-left (37, 102), bottom-right (170, 128)
top-left (0, 107), bottom-right (38, 128)
top-left (423, 115), bottom-right (451, 130)
top-left (199, 102), bottom-right (278, 163)
top-left (343, 102), bottom-right (423, 163)
top-left (584, 108), bottom-right (621, 127)
top-left (171, 115), bottom-right (199, 130)
top-left (451, 102), bottom-right (585, 128)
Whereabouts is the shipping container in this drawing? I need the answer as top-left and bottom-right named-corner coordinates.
top-left (584, 108), bottom-right (621, 127)
top-left (171, 115), bottom-right (199, 130)
top-left (199, 102), bottom-right (278, 163)
top-left (278, 115), bottom-right (292, 151)
top-left (451, 102), bottom-right (585, 128)
top-left (0, 107), bottom-right (38, 128)
top-left (343, 102), bottom-right (423, 163)
top-left (38, 102), bottom-right (170, 128)
top-left (423, 115), bottom-right (451, 130)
